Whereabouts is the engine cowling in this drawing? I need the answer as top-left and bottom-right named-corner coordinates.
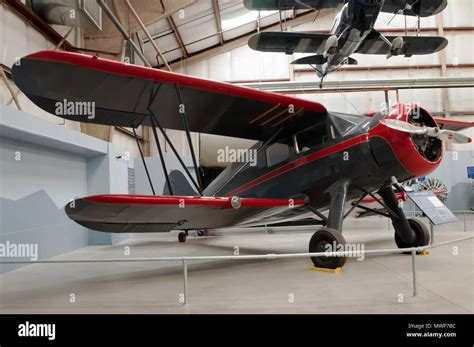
top-left (369, 103), bottom-right (443, 177)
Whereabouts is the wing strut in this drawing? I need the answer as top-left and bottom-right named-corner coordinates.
top-left (148, 111), bottom-right (203, 195)
top-left (147, 85), bottom-right (174, 195)
top-left (141, 83), bottom-right (204, 196)
top-left (132, 127), bottom-right (156, 195)
top-left (175, 84), bottom-right (203, 192)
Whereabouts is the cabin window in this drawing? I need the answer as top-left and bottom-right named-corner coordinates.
top-left (329, 113), bottom-right (358, 136)
top-left (266, 143), bottom-right (290, 167)
top-left (295, 122), bottom-right (329, 153)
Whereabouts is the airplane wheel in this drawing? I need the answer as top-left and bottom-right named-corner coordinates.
top-left (178, 231), bottom-right (187, 243)
top-left (197, 230), bottom-right (205, 237)
top-left (309, 227), bottom-right (347, 269)
top-left (395, 218), bottom-right (430, 250)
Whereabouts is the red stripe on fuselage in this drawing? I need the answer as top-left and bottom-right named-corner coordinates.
top-left (224, 134), bottom-right (369, 197)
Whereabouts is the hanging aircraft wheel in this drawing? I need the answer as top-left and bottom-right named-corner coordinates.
top-left (394, 218), bottom-right (430, 251)
top-left (178, 231), bottom-right (187, 243)
top-left (197, 230), bottom-right (205, 237)
top-left (309, 228), bottom-right (347, 269)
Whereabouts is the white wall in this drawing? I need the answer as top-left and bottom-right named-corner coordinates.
top-left (0, 2), bottom-right (144, 161)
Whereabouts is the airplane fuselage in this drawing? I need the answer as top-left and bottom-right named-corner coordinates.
top-left (204, 103), bottom-right (443, 226)
top-left (318, 0), bottom-right (384, 76)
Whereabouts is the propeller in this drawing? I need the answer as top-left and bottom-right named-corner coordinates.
top-left (380, 119), bottom-right (472, 144)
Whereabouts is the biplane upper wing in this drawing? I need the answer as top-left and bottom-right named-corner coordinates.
top-left (244, 0), bottom-right (446, 16)
top-left (249, 31), bottom-right (448, 57)
top-left (12, 50), bottom-right (326, 142)
top-left (244, 0), bottom-right (343, 10)
top-left (355, 33), bottom-right (448, 56)
top-left (381, 0), bottom-right (447, 17)
top-left (66, 194), bottom-right (308, 233)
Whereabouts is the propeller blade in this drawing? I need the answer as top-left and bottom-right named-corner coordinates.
top-left (381, 119), bottom-right (472, 144)
top-left (380, 119), bottom-right (429, 135)
top-left (439, 130), bottom-right (472, 144)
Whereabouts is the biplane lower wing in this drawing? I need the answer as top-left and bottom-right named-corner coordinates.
top-left (355, 34), bottom-right (448, 56)
top-left (249, 31), bottom-right (448, 57)
top-left (66, 195), bottom-right (308, 233)
top-left (432, 118), bottom-right (474, 132)
top-left (248, 32), bottom-right (331, 54)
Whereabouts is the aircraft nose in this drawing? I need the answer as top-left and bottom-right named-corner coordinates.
top-left (368, 104), bottom-right (443, 177)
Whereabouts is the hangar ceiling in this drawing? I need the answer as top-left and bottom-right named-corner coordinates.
top-left (139, 0), bottom-right (308, 66)
top-left (84, 0), bottom-right (197, 57)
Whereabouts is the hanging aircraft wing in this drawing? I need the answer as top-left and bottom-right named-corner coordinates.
top-left (244, 0), bottom-right (446, 16)
top-left (11, 50), bottom-right (327, 142)
top-left (243, 0), bottom-right (343, 10)
top-left (355, 34), bottom-right (448, 56)
top-left (381, 0), bottom-right (447, 17)
top-left (66, 194), bottom-right (308, 233)
top-left (248, 32), bottom-right (332, 54)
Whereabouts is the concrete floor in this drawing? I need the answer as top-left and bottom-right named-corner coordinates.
top-left (1, 215), bottom-right (473, 313)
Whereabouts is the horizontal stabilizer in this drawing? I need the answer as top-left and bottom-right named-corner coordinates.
top-left (291, 55), bottom-right (326, 65)
top-left (163, 170), bottom-right (198, 196)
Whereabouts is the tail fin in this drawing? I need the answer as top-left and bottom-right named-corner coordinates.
top-left (163, 170), bottom-right (198, 196)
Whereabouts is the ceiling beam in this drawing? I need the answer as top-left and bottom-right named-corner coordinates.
top-left (167, 15), bottom-right (188, 58)
top-left (212, 0), bottom-right (224, 46)
top-left (159, 0), bottom-right (188, 58)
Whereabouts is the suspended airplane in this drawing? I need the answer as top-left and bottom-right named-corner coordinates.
top-left (12, 50), bottom-right (473, 269)
top-left (246, 0), bottom-right (448, 86)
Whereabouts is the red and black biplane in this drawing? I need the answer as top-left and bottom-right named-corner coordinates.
top-left (12, 50), bottom-right (473, 268)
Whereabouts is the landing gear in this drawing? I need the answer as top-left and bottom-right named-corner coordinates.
top-left (378, 183), bottom-right (430, 251)
top-left (395, 218), bottom-right (430, 250)
top-left (309, 227), bottom-right (347, 269)
top-left (178, 231), bottom-right (187, 243)
top-left (308, 180), bottom-right (350, 269)
top-left (197, 229), bottom-right (206, 237)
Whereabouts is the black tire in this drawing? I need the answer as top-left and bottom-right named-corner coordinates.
top-left (197, 230), bottom-right (205, 237)
top-left (178, 231), bottom-right (187, 243)
top-left (309, 228), bottom-right (347, 269)
top-left (394, 218), bottom-right (430, 250)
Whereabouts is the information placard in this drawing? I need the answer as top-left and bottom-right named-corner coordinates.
top-left (406, 191), bottom-right (457, 225)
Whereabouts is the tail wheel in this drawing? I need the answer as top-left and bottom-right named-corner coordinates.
top-left (309, 227), bottom-right (347, 269)
top-left (394, 218), bottom-right (430, 249)
top-left (178, 231), bottom-right (187, 243)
